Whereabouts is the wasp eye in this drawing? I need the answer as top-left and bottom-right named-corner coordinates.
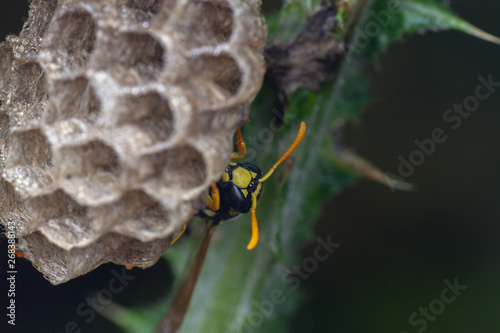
top-left (227, 184), bottom-right (251, 213)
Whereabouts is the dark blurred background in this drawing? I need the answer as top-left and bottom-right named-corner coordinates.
top-left (2, 1), bottom-right (500, 332)
top-left (295, 1), bottom-right (500, 332)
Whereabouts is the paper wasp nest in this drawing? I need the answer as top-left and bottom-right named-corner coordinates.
top-left (0, 0), bottom-right (266, 284)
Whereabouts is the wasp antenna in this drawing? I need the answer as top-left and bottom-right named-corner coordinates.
top-left (246, 192), bottom-right (259, 250)
top-left (259, 121), bottom-right (306, 183)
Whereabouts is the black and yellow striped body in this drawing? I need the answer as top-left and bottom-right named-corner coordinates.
top-left (198, 162), bottom-right (263, 223)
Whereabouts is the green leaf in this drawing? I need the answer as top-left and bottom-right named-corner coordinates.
top-left (355, 0), bottom-right (500, 60)
top-left (398, 0), bottom-right (500, 44)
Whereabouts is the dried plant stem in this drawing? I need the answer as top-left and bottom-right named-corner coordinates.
top-left (155, 222), bottom-right (217, 333)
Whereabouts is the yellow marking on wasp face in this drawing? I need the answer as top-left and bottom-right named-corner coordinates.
top-left (203, 209), bottom-right (216, 217)
top-left (232, 167), bottom-right (252, 189)
top-left (250, 171), bottom-right (257, 178)
top-left (222, 171), bottom-right (230, 183)
top-left (241, 189), bottom-right (248, 197)
top-left (229, 162), bottom-right (237, 166)
top-left (229, 207), bottom-right (239, 216)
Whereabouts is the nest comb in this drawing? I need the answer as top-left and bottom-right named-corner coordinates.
top-left (0, 0), bottom-right (267, 284)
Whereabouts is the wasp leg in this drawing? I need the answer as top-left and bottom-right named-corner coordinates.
top-left (204, 183), bottom-right (220, 212)
top-left (172, 185), bottom-right (216, 248)
top-left (231, 126), bottom-right (247, 160)
top-left (170, 223), bottom-right (188, 246)
top-left (231, 118), bottom-right (250, 160)
top-left (15, 248), bottom-right (26, 258)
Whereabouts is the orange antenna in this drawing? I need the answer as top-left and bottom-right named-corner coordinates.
top-left (259, 121), bottom-right (306, 183)
top-left (246, 121), bottom-right (306, 250)
top-left (247, 193), bottom-right (259, 250)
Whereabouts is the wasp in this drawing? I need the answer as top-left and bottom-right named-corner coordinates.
top-left (170, 120), bottom-right (306, 250)
top-left (157, 120), bottom-right (306, 333)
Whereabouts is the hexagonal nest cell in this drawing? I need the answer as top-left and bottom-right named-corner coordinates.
top-left (45, 76), bottom-right (100, 124)
top-left (8, 61), bottom-right (48, 129)
top-left (0, 0), bottom-right (266, 284)
top-left (93, 30), bottom-right (165, 86)
top-left (41, 9), bottom-right (97, 75)
top-left (11, 62), bottom-right (47, 107)
top-left (139, 145), bottom-right (207, 191)
top-left (175, 0), bottom-right (234, 48)
top-left (3, 129), bottom-right (56, 198)
top-left (187, 53), bottom-right (243, 105)
top-left (111, 92), bottom-right (174, 153)
top-left (55, 140), bottom-right (123, 206)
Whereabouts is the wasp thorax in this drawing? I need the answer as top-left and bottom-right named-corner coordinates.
top-left (0, 0), bottom-right (267, 284)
